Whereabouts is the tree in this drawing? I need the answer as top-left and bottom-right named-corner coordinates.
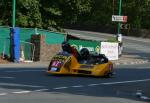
top-left (0, 0), bottom-right (150, 31)
top-left (122, 0), bottom-right (150, 29)
top-left (40, 0), bottom-right (92, 30)
top-left (17, 0), bottom-right (42, 28)
top-left (0, 0), bottom-right (12, 26)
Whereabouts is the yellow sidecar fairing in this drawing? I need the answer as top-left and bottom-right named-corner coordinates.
top-left (47, 52), bottom-right (113, 77)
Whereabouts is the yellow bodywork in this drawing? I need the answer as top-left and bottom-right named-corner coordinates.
top-left (47, 54), bottom-right (113, 77)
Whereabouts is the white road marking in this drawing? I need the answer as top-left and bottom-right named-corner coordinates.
top-left (71, 85), bottom-right (84, 88)
top-left (53, 87), bottom-right (68, 90)
top-left (0, 77), bottom-right (15, 79)
top-left (88, 84), bottom-right (100, 86)
top-left (12, 91), bottom-right (31, 94)
top-left (1, 79), bottom-right (150, 96)
top-left (0, 83), bottom-right (44, 88)
top-left (140, 96), bottom-right (150, 100)
top-left (101, 79), bottom-right (150, 85)
top-left (34, 89), bottom-right (49, 92)
top-left (87, 79), bottom-right (150, 87)
top-left (0, 93), bottom-right (8, 96)
top-left (6, 70), bottom-right (45, 73)
top-left (130, 62), bottom-right (135, 65)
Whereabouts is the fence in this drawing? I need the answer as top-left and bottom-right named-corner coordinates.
top-left (0, 26), bottom-right (65, 60)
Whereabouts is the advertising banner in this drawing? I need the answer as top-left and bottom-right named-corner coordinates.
top-left (69, 40), bottom-right (100, 53)
top-left (101, 42), bottom-right (118, 60)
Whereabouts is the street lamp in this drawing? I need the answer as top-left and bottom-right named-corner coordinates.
top-left (12, 0), bottom-right (16, 27)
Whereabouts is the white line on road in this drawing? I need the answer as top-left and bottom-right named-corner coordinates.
top-left (0, 93), bottom-right (8, 96)
top-left (0, 77), bottom-right (15, 79)
top-left (53, 87), bottom-right (68, 90)
top-left (1, 78), bottom-right (150, 96)
top-left (12, 91), bottom-right (31, 94)
top-left (87, 79), bottom-right (150, 87)
top-left (87, 84), bottom-right (100, 86)
top-left (34, 89), bottom-right (49, 92)
top-left (0, 83), bottom-right (44, 88)
top-left (101, 79), bottom-right (150, 85)
top-left (71, 85), bottom-right (84, 88)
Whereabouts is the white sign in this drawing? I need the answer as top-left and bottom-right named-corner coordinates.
top-left (112, 15), bottom-right (127, 22)
top-left (101, 42), bottom-right (118, 60)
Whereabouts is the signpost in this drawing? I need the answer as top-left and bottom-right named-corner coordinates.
top-left (112, 15), bottom-right (127, 41)
top-left (112, 15), bottom-right (127, 22)
top-left (120, 23), bottom-right (129, 29)
top-left (12, 0), bottom-right (16, 27)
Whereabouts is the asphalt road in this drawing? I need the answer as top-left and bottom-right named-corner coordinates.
top-left (0, 67), bottom-right (150, 103)
top-left (0, 29), bottom-right (150, 103)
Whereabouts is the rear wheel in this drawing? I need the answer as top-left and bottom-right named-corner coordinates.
top-left (106, 64), bottom-right (114, 78)
top-left (107, 72), bottom-right (114, 78)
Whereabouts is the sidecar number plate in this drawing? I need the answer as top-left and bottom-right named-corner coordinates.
top-left (51, 67), bottom-right (58, 72)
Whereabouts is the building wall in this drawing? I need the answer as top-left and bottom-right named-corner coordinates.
top-left (31, 34), bottom-right (62, 61)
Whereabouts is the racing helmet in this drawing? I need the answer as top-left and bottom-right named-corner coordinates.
top-left (61, 41), bottom-right (71, 52)
top-left (80, 48), bottom-right (89, 59)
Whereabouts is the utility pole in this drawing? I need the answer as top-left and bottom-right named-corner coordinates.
top-left (113, 0), bottom-right (115, 15)
top-left (12, 0), bottom-right (16, 27)
top-left (117, 0), bottom-right (122, 35)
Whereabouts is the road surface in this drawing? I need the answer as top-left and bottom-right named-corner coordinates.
top-left (0, 29), bottom-right (150, 103)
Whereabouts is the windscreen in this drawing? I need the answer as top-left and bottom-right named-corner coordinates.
top-left (48, 53), bottom-right (70, 72)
